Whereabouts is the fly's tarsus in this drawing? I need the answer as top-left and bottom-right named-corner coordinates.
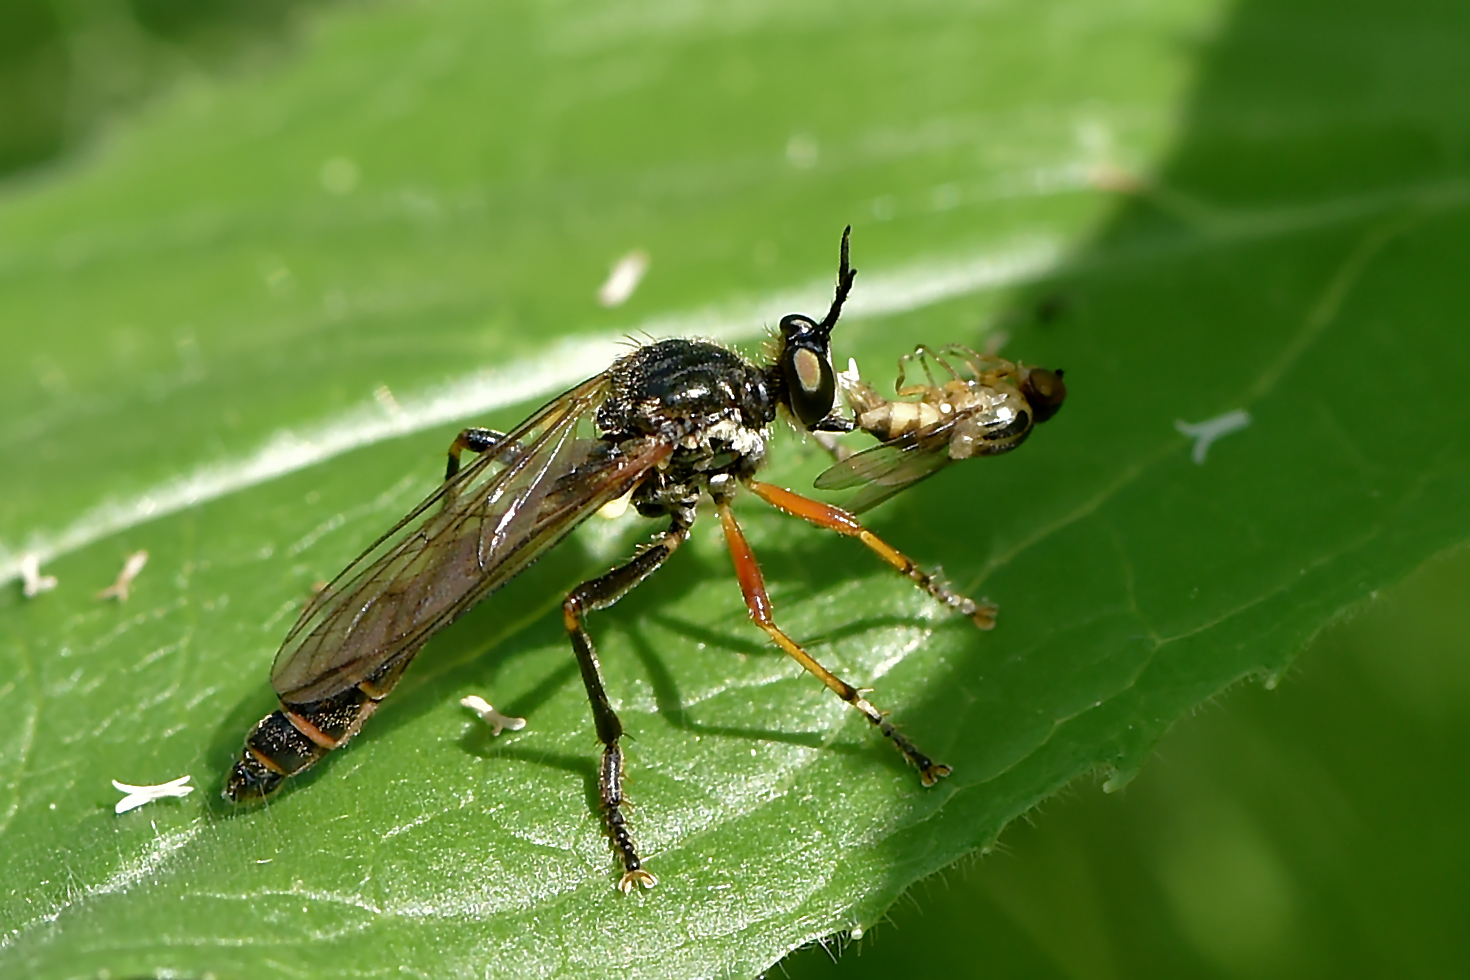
top-left (225, 229), bottom-right (1056, 891)
top-left (745, 481), bottom-right (997, 630)
top-left (603, 742), bottom-right (658, 894)
top-left (564, 516), bottom-right (691, 886)
top-left (864, 700), bottom-right (952, 785)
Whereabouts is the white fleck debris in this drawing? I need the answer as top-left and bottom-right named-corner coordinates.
top-left (96, 550), bottom-right (149, 602)
top-left (597, 250), bottom-right (650, 308)
top-left (373, 384), bottom-right (404, 417)
top-left (460, 695), bottom-right (527, 736)
top-left (19, 553), bottom-right (58, 598)
top-left (112, 775), bottom-right (194, 814)
top-left (1174, 409), bottom-right (1252, 465)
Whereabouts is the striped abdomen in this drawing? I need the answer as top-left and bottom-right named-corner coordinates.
top-left (856, 398), bottom-right (948, 441)
top-left (224, 661), bottom-right (405, 801)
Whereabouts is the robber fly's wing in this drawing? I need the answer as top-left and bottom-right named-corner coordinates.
top-left (270, 375), bottom-right (672, 704)
top-left (813, 433), bottom-right (954, 514)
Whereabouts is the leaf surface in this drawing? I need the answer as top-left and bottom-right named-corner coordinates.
top-left (2, 0), bottom-right (1468, 977)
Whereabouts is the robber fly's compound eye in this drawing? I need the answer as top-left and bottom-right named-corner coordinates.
top-left (778, 314), bottom-right (837, 428)
top-left (1020, 367), bottom-right (1067, 424)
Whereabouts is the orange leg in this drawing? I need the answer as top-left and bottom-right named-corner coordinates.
top-left (746, 480), bottom-right (997, 629)
top-left (716, 500), bottom-right (951, 785)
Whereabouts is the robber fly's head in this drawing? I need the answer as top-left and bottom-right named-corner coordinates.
top-left (1018, 366), bottom-right (1067, 424)
top-left (775, 312), bottom-right (844, 430)
top-left (773, 226), bottom-right (858, 433)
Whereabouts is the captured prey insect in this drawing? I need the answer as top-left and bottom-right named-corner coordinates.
top-left (816, 343), bottom-right (1067, 514)
top-left (225, 228), bottom-right (991, 894)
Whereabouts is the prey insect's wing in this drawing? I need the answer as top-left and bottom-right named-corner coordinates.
top-left (270, 375), bottom-right (673, 704)
top-left (813, 431), bottom-right (955, 514)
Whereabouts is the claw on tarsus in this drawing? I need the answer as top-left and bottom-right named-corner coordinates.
top-left (920, 763), bottom-right (954, 787)
top-left (970, 602), bottom-right (999, 631)
top-left (618, 868), bottom-right (658, 894)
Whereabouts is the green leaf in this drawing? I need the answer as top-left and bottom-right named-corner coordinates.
top-left (780, 547), bottom-right (1470, 979)
top-left (2, 0), bottom-right (1467, 978)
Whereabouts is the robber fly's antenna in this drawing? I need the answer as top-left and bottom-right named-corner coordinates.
top-left (817, 226), bottom-right (856, 334)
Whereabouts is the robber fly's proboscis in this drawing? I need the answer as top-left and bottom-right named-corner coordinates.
top-left (815, 343), bottom-right (1066, 514)
top-left (225, 230), bottom-right (1050, 893)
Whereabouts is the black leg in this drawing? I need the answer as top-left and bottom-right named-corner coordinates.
top-left (445, 427), bottom-right (506, 480)
top-left (562, 514), bottom-right (692, 892)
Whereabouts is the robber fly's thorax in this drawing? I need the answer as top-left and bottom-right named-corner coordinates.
top-left (598, 339), bottom-right (778, 513)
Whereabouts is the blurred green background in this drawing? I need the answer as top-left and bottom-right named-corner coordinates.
top-left (3, 1), bottom-right (1468, 978)
top-left (784, 546), bottom-right (1470, 979)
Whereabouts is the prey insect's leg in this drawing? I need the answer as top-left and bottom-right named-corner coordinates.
top-left (810, 430), bottom-right (855, 463)
top-left (563, 514), bottom-right (692, 893)
top-left (745, 481), bottom-right (998, 629)
top-left (716, 500), bottom-right (951, 786)
top-left (445, 427), bottom-right (506, 480)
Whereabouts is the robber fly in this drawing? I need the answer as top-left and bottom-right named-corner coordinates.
top-left (226, 229), bottom-right (992, 893)
top-left (815, 343), bottom-right (1066, 514)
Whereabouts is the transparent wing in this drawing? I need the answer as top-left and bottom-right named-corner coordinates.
top-left (270, 375), bottom-right (672, 703)
top-left (813, 431), bottom-right (954, 514)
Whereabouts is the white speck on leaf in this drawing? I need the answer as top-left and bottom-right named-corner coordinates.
top-left (373, 384), bottom-right (404, 417)
top-left (19, 553), bottom-right (57, 598)
top-left (460, 695), bottom-right (527, 736)
top-left (97, 550), bottom-right (149, 601)
top-left (112, 775), bottom-right (194, 814)
top-left (1175, 409), bottom-right (1252, 464)
top-left (597, 250), bottom-right (649, 307)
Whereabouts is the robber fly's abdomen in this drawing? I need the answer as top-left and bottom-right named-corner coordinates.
top-left (225, 657), bottom-right (411, 801)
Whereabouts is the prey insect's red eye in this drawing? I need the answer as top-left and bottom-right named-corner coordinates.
top-left (1021, 367), bottom-right (1067, 423)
